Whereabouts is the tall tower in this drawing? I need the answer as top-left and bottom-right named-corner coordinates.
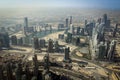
top-left (4, 32), bottom-right (10, 48)
top-left (54, 41), bottom-right (59, 52)
top-left (24, 17), bottom-right (28, 28)
top-left (66, 18), bottom-right (69, 28)
top-left (11, 35), bottom-right (17, 45)
top-left (107, 40), bottom-right (116, 61)
top-left (85, 20), bottom-right (87, 26)
top-left (103, 14), bottom-right (107, 24)
top-left (102, 14), bottom-right (111, 27)
top-left (113, 24), bottom-right (118, 37)
top-left (70, 25), bottom-right (75, 34)
top-left (44, 53), bottom-right (50, 71)
top-left (42, 53), bottom-right (52, 80)
top-left (23, 17), bottom-right (28, 36)
top-left (15, 63), bottom-right (22, 80)
top-left (70, 16), bottom-right (72, 25)
top-left (0, 65), bottom-right (4, 80)
top-left (47, 39), bottom-right (54, 53)
top-left (33, 37), bottom-right (39, 50)
top-left (64, 47), bottom-right (70, 62)
top-left (33, 54), bottom-right (38, 78)
top-left (98, 42), bottom-right (107, 60)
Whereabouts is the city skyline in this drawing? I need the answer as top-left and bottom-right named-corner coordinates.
top-left (0, 1), bottom-right (120, 80)
top-left (0, 0), bottom-right (120, 9)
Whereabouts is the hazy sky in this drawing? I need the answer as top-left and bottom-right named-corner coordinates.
top-left (0, 0), bottom-right (120, 9)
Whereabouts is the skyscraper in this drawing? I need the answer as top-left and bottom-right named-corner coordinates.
top-left (70, 25), bottom-right (74, 34)
top-left (0, 65), bottom-right (4, 80)
top-left (6, 62), bottom-right (13, 80)
top-left (113, 24), bottom-right (118, 37)
top-left (98, 42), bottom-right (107, 60)
top-left (15, 63), bottom-right (22, 80)
top-left (47, 39), bottom-right (54, 53)
top-left (0, 32), bottom-right (10, 48)
top-left (33, 37), bottom-right (39, 49)
top-left (66, 18), bottom-right (69, 28)
top-left (97, 18), bottom-right (102, 24)
top-left (103, 14), bottom-right (107, 25)
top-left (23, 17), bottom-right (28, 35)
top-left (85, 20), bottom-right (87, 26)
top-left (64, 47), bottom-right (70, 62)
top-left (70, 16), bottom-right (72, 25)
top-left (39, 39), bottom-right (46, 48)
top-left (102, 14), bottom-right (111, 27)
top-left (54, 41), bottom-right (59, 52)
top-left (11, 35), bottom-right (17, 45)
top-left (107, 40), bottom-right (116, 61)
top-left (24, 17), bottom-right (28, 28)
top-left (33, 54), bottom-right (38, 77)
top-left (44, 53), bottom-right (50, 71)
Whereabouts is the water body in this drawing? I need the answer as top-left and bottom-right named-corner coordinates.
top-left (29, 29), bottom-right (59, 38)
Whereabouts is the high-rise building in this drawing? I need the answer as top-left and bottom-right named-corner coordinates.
top-left (58, 24), bottom-right (64, 31)
top-left (33, 37), bottom-right (39, 49)
top-left (107, 40), bottom-right (116, 61)
top-left (98, 42), bottom-right (107, 60)
top-left (6, 62), bottom-right (13, 80)
top-left (102, 14), bottom-right (111, 27)
top-left (70, 25), bottom-right (75, 34)
top-left (70, 16), bottom-right (72, 25)
top-left (33, 54), bottom-right (38, 77)
top-left (113, 24), bottom-right (118, 37)
top-left (17, 37), bottom-right (23, 46)
top-left (24, 17), bottom-right (28, 28)
top-left (47, 39), bottom-right (54, 53)
top-left (66, 18), bottom-right (69, 28)
top-left (15, 63), bottom-right (22, 80)
top-left (42, 53), bottom-right (51, 80)
top-left (39, 39), bottom-right (46, 48)
top-left (44, 53), bottom-right (50, 71)
top-left (103, 14), bottom-right (107, 25)
top-left (0, 65), bottom-right (4, 80)
top-left (85, 22), bottom-right (95, 36)
top-left (76, 27), bottom-right (80, 35)
top-left (0, 27), bottom-right (6, 32)
top-left (23, 17), bottom-right (28, 36)
top-left (106, 19), bottom-right (111, 27)
top-left (25, 65), bottom-right (30, 80)
top-left (0, 32), bottom-right (10, 48)
top-left (22, 36), bottom-right (30, 46)
top-left (85, 20), bottom-right (87, 27)
top-left (64, 47), bottom-right (70, 62)
top-left (80, 28), bottom-right (85, 36)
top-left (97, 18), bottom-right (102, 24)
top-left (58, 34), bottom-right (64, 39)
top-left (54, 41), bottom-right (59, 52)
top-left (11, 35), bottom-right (17, 45)
top-left (65, 33), bottom-right (72, 43)
top-left (72, 37), bottom-right (80, 46)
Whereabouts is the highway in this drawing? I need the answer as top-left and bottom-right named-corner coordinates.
top-left (50, 67), bottom-right (89, 80)
top-left (10, 31), bottom-right (110, 80)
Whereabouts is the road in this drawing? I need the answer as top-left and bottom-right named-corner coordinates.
top-left (10, 31), bottom-right (110, 80)
top-left (42, 31), bottom-right (109, 79)
top-left (50, 67), bottom-right (89, 80)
